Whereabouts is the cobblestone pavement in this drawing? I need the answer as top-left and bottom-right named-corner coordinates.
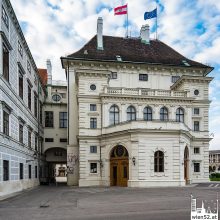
top-left (0, 184), bottom-right (219, 220)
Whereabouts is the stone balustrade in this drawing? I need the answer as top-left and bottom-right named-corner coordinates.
top-left (104, 87), bottom-right (188, 98)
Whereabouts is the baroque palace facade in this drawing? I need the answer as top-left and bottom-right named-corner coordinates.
top-left (61, 17), bottom-right (213, 187)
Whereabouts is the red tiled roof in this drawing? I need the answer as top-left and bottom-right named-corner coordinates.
top-left (67, 35), bottom-right (210, 69)
top-left (38, 68), bottom-right (47, 86)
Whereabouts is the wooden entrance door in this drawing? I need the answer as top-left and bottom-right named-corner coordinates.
top-left (110, 145), bottom-right (129, 187)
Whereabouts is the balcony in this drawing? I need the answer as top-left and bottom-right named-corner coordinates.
top-left (103, 87), bottom-right (188, 98)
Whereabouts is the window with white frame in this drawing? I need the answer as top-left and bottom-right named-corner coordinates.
top-left (139, 74), bottom-right (148, 81)
top-left (194, 121), bottom-right (200, 131)
top-left (28, 128), bottom-right (32, 148)
top-left (176, 107), bottom-right (184, 122)
top-left (160, 107), bottom-right (168, 121)
top-left (18, 40), bottom-right (23, 57)
top-left (154, 151), bottom-right (164, 172)
top-left (3, 43), bottom-right (9, 82)
top-left (19, 123), bottom-right (23, 143)
top-left (109, 105), bottom-right (119, 125)
top-left (90, 118), bottom-right (97, 129)
top-left (3, 160), bottom-right (9, 181)
top-left (143, 106), bottom-right (152, 121)
top-left (90, 104), bottom-right (97, 111)
top-left (3, 110), bottom-right (9, 136)
top-left (127, 106), bottom-right (136, 121)
top-left (194, 163), bottom-right (200, 172)
top-left (194, 147), bottom-right (200, 154)
top-left (90, 163), bottom-right (97, 173)
top-left (27, 60), bottom-right (31, 73)
top-left (90, 146), bottom-right (97, 153)
top-left (59, 112), bottom-right (67, 128)
top-left (2, 6), bottom-right (9, 28)
top-left (194, 108), bottom-right (200, 115)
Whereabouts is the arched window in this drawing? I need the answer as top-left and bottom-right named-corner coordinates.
top-left (127, 106), bottom-right (136, 121)
top-left (109, 105), bottom-right (119, 125)
top-left (143, 106), bottom-right (152, 121)
top-left (160, 107), bottom-right (168, 121)
top-left (154, 151), bottom-right (164, 172)
top-left (176, 107), bottom-right (184, 122)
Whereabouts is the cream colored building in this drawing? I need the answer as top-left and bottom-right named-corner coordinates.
top-left (62, 17), bottom-right (213, 187)
top-left (42, 60), bottom-right (67, 183)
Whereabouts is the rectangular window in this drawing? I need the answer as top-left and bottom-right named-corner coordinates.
top-left (29, 165), bottom-right (31, 179)
top-left (39, 102), bottom-right (43, 124)
top-left (90, 146), bottom-right (97, 153)
top-left (19, 71), bottom-right (23, 99)
top-left (3, 110), bottom-right (9, 136)
top-left (194, 108), bottom-right (200, 115)
top-left (35, 135), bottom-right (38, 151)
top-left (18, 40), bottom-right (23, 57)
top-left (90, 118), bottom-right (97, 129)
top-left (3, 43), bottom-right (9, 81)
top-left (2, 6), bottom-right (9, 28)
top-left (194, 163), bottom-right (200, 172)
top-left (59, 112), bottom-right (67, 128)
top-left (60, 138), bottom-right (67, 142)
top-left (90, 163), bottom-right (97, 173)
top-left (45, 138), bottom-right (54, 142)
top-left (28, 129), bottom-right (31, 148)
top-left (194, 147), bottom-right (200, 154)
top-left (3, 160), bottom-right (9, 181)
top-left (194, 121), bottom-right (200, 131)
top-left (35, 166), bottom-right (37, 178)
top-left (171, 76), bottom-right (180, 83)
top-left (139, 74), bottom-right (148, 81)
top-left (110, 72), bottom-right (117, 79)
top-left (34, 94), bottom-right (38, 118)
top-left (45, 111), bottom-right (53, 127)
top-left (28, 84), bottom-right (31, 110)
top-left (19, 163), bottom-right (23, 180)
top-left (90, 104), bottom-right (97, 111)
top-left (27, 60), bottom-right (31, 73)
top-left (19, 124), bottom-right (23, 143)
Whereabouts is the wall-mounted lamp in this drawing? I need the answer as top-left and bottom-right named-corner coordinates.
top-left (100, 160), bottom-right (103, 168)
top-left (132, 157), bottom-right (136, 166)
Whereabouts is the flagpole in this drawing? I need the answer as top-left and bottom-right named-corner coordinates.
top-left (126, 3), bottom-right (128, 38)
top-left (156, 6), bottom-right (158, 39)
top-left (156, 6), bottom-right (158, 40)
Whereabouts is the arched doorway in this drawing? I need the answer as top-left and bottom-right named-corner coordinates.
top-left (44, 147), bottom-right (67, 184)
top-left (110, 145), bottom-right (129, 187)
top-left (184, 146), bottom-right (189, 184)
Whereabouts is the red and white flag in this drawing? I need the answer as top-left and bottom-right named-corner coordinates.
top-left (114, 4), bottom-right (127, 15)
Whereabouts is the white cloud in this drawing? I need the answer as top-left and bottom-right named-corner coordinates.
top-left (11, 0), bottom-right (220, 149)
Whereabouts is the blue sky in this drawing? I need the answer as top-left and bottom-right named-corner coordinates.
top-left (11, 0), bottom-right (220, 149)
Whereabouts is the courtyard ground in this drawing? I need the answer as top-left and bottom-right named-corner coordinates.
top-left (0, 183), bottom-right (219, 220)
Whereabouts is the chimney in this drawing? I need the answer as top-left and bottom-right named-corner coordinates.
top-left (97, 17), bottom-right (103, 50)
top-left (46, 59), bottom-right (52, 85)
top-left (140, 24), bottom-right (150, 44)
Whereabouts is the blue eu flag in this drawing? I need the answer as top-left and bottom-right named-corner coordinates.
top-left (144, 8), bottom-right (157, 20)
